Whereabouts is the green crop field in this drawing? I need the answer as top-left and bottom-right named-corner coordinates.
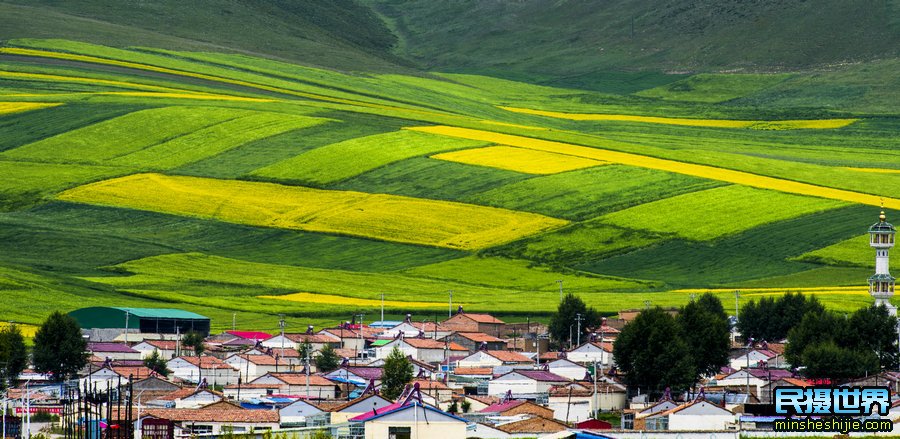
top-left (0, 1), bottom-right (898, 331)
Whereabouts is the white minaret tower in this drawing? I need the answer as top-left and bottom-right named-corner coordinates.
top-left (869, 209), bottom-right (896, 314)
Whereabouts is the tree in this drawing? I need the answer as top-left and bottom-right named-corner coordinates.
top-left (677, 294), bottom-right (730, 379)
top-left (801, 342), bottom-right (879, 380)
top-left (381, 347), bottom-right (413, 400)
top-left (613, 307), bottom-right (695, 396)
top-left (784, 310), bottom-right (841, 367)
top-left (33, 312), bottom-right (87, 381)
top-left (447, 401), bottom-right (459, 414)
top-left (315, 344), bottom-right (340, 373)
top-left (548, 293), bottom-right (601, 348)
top-left (738, 293), bottom-right (823, 342)
top-left (0, 324), bottom-right (27, 390)
top-left (181, 331), bottom-right (205, 356)
top-left (144, 349), bottom-right (170, 377)
top-left (460, 400), bottom-right (471, 413)
top-left (845, 304), bottom-right (899, 371)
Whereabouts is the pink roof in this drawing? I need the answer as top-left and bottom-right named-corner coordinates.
top-left (349, 402), bottom-right (406, 422)
top-left (89, 342), bottom-right (138, 353)
top-left (514, 370), bottom-right (568, 382)
top-left (227, 331), bottom-right (272, 340)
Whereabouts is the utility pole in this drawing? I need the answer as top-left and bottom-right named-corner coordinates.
top-left (381, 293), bottom-right (385, 325)
top-left (575, 313), bottom-right (584, 347)
top-left (124, 310), bottom-right (130, 344)
top-left (556, 280), bottom-right (564, 302)
top-left (448, 290), bottom-right (453, 318)
top-left (232, 313), bottom-right (236, 331)
top-left (734, 290), bottom-right (741, 321)
top-left (279, 314), bottom-right (286, 359)
top-left (305, 348), bottom-right (311, 400)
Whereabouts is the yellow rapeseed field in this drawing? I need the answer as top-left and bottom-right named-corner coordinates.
top-left (57, 173), bottom-right (567, 250)
top-left (673, 286), bottom-right (869, 297)
top-left (260, 292), bottom-right (439, 308)
top-left (0, 322), bottom-right (38, 337)
top-left (1, 48), bottom-right (453, 118)
top-left (499, 106), bottom-right (857, 129)
top-left (0, 101), bottom-right (61, 115)
top-left (432, 145), bottom-right (607, 174)
top-left (408, 126), bottom-right (900, 210)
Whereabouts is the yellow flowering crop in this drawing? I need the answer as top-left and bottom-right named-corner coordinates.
top-left (0, 102), bottom-right (61, 115)
top-left (0, 322), bottom-right (38, 337)
top-left (260, 292), bottom-right (439, 308)
top-left (673, 286), bottom-right (869, 297)
top-left (499, 106), bottom-right (857, 130)
top-left (431, 145), bottom-right (606, 174)
top-left (408, 126), bottom-right (900, 210)
top-left (843, 167), bottom-right (900, 174)
top-left (58, 173), bottom-right (567, 250)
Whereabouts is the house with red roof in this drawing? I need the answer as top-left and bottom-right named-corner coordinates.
top-left (456, 350), bottom-right (533, 370)
top-left (443, 332), bottom-right (507, 352)
top-left (487, 370), bottom-right (569, 397)
top-left (225, 354), bottom-right (296, 381)
top-left (480, 399), bottom-right (555, 419)
top-left (328, 393), bottom-right (395, 424)
top-left (262, 330), bottom-right (340, 352)
top-left (249, 372), bottom-right (337, 399)
top-left (441, 310), bottom-right (505, 336)
top-left (132, 340), bottom-right (178, 359)
top-left (166, 356), bottom-right (237, 385)
top-left (138, 408), bottom-right (279, 436)
top-left (567, 341), bottom-right (615, 368)
top-left (319, 328), bottom-right (366, 352)
top-left (374, 338), bottom-right (468, 363)
top-left (226, 330), bottom-right (272, 341)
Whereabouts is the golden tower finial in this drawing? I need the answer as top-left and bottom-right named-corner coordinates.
top-left (881, 210), bottom-right (887, 222)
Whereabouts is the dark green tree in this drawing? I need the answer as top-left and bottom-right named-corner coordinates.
top-left (784, 309), bottom-right (842, 367)
top-left (677, 294), bottom-right (730, 379)
top-left (738, 293), bottom-right (823, 341)
top-left (0, 324), bottom-right (27, 390)
top-left (801, 342), bottom-right (879, 380)
top-left (447, 401), bottom-right (459, 414)
top-left (315, 344), bottom-right (340, 373)
top-left (381, 347), bottom-right (413, 400)
top-left (181, 331), bottom-right (205, 356)
top-left (549, 293), bottom-right (601, 348)
top-left (143, 349), bottom-right (171, 377)
top-left (32, 312), bottom-right (87, 381)
top-left (299, 340), bottom-right (314, 362)
top-left (614, 307), bottom-right (695, 396)
top-left (845, 304), bottom-right (899, 370)
top-left (460, 400), bottom-right (471, 413)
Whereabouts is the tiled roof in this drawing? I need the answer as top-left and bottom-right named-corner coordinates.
top-left (321, 329), bottom-right (359, 338)
top-left (780, 377), bottom-right (812, 387)
top-left (224, 383), bottom-right (280, 389)
top-left (455, 332), bottom-right (504, 343)
top-left (411, 378), bottom-right (448, 390)
top-left (330, 394), bottom-right (387, 413)
top-left (89, 342), bottom-right (138, 354)
top-left (111, 366), bottom-right (154, 379)
top-left (230, 354), bottom-right (292, 366)
top-left (334, 348), bottom-right (358, 359)
top-left (485, 350), bottom-right (532, 363)
top-left (141, 408), bottom-right (279, 423)
top-left (349, 402), bottom-right (406, 422)
top-left (404, 338), bottom-right (467, 351)
top-left (495, 416), bottom-right (567, 434)
top-left (512, 370), bottom-right (568, 382)
top-left (457, 313), bottom-right (504, 324)
top-left (142, 340), bottom-right (178, 350)
top-left (172, 356), bottom-right (230, 369)
top-left (226, 331), bottom-right (272, 340)
top-left (158, 388), bottom-right (199, 401)
top-left (453, 367), bottom-right (493, 376)
top-left (262, 373), bottom-right (334, 386)
top-left (480, 400), bottom-right (526, 413)
top-left (284, 333), bottom-right (340, 344)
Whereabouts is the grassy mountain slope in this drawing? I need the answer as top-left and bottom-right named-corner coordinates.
top-left (371, 0), bottom-right (900, 84)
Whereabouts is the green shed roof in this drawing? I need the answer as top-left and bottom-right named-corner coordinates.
top-left (112, 307), bottom-right (208, 319)
top-left (370, 339), bottom-right (392, 347)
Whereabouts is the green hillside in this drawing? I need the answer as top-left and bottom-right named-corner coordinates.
top-left (0, 2), bottom-right (898, 333)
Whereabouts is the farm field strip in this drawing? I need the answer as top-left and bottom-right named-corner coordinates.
top-left (252, 129), bottom-right (489, 184)
top-left (499, 106), bottom-right (858, 129)
top-left (408, 126), bottom-right (900, 209)
top-left (1, 46), bottom-right (457, 119)
top-left (0, 69), bottom-right (235, 97)
top-left (57, 173), bottom-right (568, 250)
top-left (601, 185), bottom-right (847, 241)
top-left (794, 234), bottom-right (900, 270)
top-left (431, 145), bottom-right (607, 174)
top-left (0, 101), bottom-right (61, 115)
top-left (844, 167), bottom-right (900, 174)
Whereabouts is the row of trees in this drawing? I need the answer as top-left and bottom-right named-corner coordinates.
top-left (737, 292), bottom-right (824, 341)
top-left (612, 294), bottom-right (730, 395)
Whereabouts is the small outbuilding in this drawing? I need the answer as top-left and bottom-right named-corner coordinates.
top-left (70, 307), bottom-right (210, 336)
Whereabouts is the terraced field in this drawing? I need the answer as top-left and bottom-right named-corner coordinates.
top-left (0, 38), bottom-right (897, 329)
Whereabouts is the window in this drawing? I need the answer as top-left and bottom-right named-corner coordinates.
top-left (187, 425), bottom-right (212, 435)
top-left (388, 426), bottom-right (411, 439)
top-left (622, 413), bottom-right (634, 429)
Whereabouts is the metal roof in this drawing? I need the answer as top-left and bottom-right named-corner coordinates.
top-left (112, 307), bottom-right (208, 319)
